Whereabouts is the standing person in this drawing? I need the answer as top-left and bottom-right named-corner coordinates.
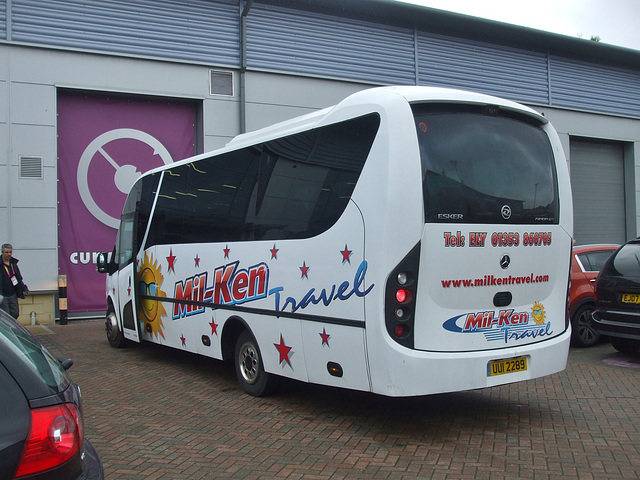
top-left (0, 243), bottom-right (29, 319)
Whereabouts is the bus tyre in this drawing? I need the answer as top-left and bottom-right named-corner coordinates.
top-left (235, 330), bottom-right (275, 397)
top-left (105, 309), bottom-right (126, 348)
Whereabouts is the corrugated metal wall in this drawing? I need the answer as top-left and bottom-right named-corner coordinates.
top-left (417, 32), bottom-right (550, 105)
top-left (9, 0), bottom-right (240, 66)
top-left (570, 139), bottom-right (626, 244)
top-left (246, 3), bottom-right (416, 85)
top-left (1, 0), bottom-right (639, 119)
top-left (0, 0), bottom-right (6, 40)
top-left (550, 56), bottom-right (640, 118)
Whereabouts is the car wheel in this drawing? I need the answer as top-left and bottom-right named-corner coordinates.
top-left (610, 337), bottom-right (640, 354)
top-left (570, 304), bottom-right (600, 347)
top-left (234, 330), bottom-right (276, 397)
top-left (105, 309), bottom-right (126, 348)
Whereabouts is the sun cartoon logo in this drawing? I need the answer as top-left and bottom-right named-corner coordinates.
top-left (531, 301), bottom-right (546, 325)
top-left (137, 251), bottom-right (167, 339)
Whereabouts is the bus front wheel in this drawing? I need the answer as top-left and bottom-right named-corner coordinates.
top-left (105, 309), bottom-right (126, 348)
top-left (234, 330), bottom-right (276, 396)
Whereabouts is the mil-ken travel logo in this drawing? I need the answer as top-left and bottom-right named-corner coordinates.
top-left (442, 301), bottom-right (553, 343)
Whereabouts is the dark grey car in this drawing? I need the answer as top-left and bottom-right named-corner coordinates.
top-left (593, 238), bottom-right (640, 354)
top-left (0, 310), bottom-right (103, 479)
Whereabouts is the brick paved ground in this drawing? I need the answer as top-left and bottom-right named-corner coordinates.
top-left (33, 321), bottom-right (640, 480)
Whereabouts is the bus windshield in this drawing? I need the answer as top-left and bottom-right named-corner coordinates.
top-left (413, 104), bottom-right (559, 224)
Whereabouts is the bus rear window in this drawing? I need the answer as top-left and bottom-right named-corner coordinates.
top-left (412, 104), bottom-right (559, 224)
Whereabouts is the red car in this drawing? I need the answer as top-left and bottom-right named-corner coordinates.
top-left (569, 244), bottom-right (619, 347)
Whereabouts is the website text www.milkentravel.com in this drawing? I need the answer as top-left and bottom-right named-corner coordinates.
top-left (441, 273), bottom-right (549, 288)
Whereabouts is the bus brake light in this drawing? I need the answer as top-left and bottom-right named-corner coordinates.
top-left (396, 289), bottom-right (412, 303)
top-left (394, 325), bottom-right (408, 337)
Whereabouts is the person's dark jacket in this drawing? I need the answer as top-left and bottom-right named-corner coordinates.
top-left (0, 257), bottom-right (28, 299)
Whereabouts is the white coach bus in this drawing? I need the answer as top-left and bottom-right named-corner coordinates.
top-left (97, 86), bottom-right (573, 397)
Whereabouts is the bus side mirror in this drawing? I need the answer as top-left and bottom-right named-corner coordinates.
top-left (96, 252), bottom-right (109, 274)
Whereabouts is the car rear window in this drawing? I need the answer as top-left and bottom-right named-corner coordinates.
top-left (610, 242), bottom-right (640, 278)
top-left (0, 315), bottom-right (69, 394)
top-left (413, 104), bottom-right (559, 224)
top-left (577, 250), bottom-right (615, 272)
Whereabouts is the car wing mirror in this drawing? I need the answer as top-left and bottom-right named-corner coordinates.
top-left (58, 357), bottom-right (74, 370)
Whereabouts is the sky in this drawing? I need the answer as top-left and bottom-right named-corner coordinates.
top-left (395, 0), bottom-right (640, 51)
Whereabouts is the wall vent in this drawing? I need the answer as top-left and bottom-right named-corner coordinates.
top-left (209, 70), bottom-right (234, 96)
top-left (19, 156), bottom-right (43, 179)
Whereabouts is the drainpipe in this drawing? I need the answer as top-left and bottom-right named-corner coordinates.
top-left (240, 0), bottom-right (254, 134)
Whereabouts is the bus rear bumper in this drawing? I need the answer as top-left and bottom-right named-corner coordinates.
top-left (369, 329), bottom-right (571, 397)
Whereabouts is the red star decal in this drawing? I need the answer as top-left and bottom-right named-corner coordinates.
top-left (194, 254), bottom-right (200, 267)
top-left (320, 328), bottom-right (330, 346)
top-left (270, 244), bottom-right (279, 260)
top-left (166, 249), bottom-right (176, 273)
top-left (223, 245), bottom-right (230, 259)
top-left (340, 244), bottom-right (352, 264)
top-left (180, 334), bottom-right (186, 346)
top-left (209, 318), bottom-right (218, 336)
top-left (274, 334), bottom-right (292, 366)
top-left (300, 261), bottom-right (310, 279)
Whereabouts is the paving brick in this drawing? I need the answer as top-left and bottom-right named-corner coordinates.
top-left (34, 321), bottom-right (640, 480)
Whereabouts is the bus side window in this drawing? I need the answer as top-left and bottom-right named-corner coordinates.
top-left (254, 114), bottom-right (379, 240)
top-left (145, 114), bottom-right (380, 247)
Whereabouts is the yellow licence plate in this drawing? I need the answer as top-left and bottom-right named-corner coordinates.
top-left (487, 357), bottom-right (528, 377)
top-left (621, 294), bottom-right (640, 304)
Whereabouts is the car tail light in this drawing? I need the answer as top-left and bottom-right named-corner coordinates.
top-left (14, 403), bottom-right (83, 478)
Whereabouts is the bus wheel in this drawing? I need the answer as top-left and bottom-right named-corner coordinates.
top-left (235, 330), bottom-right (275, 396)
top-left (105, 309), bottom-right (126, 348)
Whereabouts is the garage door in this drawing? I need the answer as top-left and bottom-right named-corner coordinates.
top-left (570, 138), bottom-right (625, 245)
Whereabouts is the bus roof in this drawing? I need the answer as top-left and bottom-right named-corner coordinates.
top-left (226, 86), bottom-right (547, 150)
top-left (153, 86), bottom-right (547, 174)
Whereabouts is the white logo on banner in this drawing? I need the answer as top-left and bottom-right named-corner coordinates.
top-left (76, 128), bottom-right (174, 229)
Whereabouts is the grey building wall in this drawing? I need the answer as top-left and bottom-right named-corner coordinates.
top-left (0, 46), bottom-right (232, 291)
top-left (3, 0), bottom-right (639, 118)
top-left (0, 0), bottom-right (639, 298)
top-left (537, 107), bottom-right (640, 242)
top-left (0, 45), bottom-right (374, 292)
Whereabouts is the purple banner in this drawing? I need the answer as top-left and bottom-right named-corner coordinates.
top-left (57, 94), bottom-right (196, 312)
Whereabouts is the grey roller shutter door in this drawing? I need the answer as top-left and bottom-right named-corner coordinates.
top-left (570, 139), bottom-right (626, 245)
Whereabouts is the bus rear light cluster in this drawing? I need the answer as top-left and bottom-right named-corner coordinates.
top-left (385, 244), bottom-right (421, 349)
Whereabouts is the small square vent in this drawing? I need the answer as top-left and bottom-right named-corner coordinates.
top-left (19, 156), bottom-right (43, 179)
top-left (210, 70), bottom-right (234, 96)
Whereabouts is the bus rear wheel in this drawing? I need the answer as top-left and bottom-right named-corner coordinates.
top-left (234, 330), bottom-right (276, 396)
